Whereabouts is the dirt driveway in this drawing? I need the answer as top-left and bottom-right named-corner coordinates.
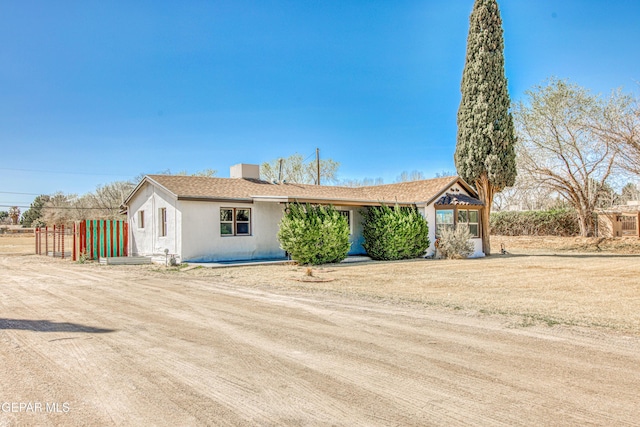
top-left (1, 251), bottom-right (639, 426)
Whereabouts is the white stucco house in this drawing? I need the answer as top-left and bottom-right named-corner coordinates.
top-left (121, 164), bottom-right (485, 263)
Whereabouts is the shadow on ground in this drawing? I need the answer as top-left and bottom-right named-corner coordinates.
top-left (0, 318), bottom-right (115, 333)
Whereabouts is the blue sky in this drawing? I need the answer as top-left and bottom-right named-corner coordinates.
top-left (1, 0), bottom-right (639, 211)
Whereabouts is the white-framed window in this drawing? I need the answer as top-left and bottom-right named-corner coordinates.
top-left (159, 207), bottom-right (167, 237)
top-left (435, 209), bottom-right (454, 238)
top-left (138, 210), bottom-right (145, 229)
top-left (435, 208), bottom-right (481, 238)
top-left (338, 210), bottom-right (353, 234)
top-left (220, 208), bottom-right (251, 236)
top-left (458, 209), bottom-right (480, 238)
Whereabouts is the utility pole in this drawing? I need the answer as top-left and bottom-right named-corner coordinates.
top-left (316, 148), bottom-right (320, 185)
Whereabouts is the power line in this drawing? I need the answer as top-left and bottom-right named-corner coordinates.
top-left (0, 191), bottom-right (43, 196)
top-left (0, 167), bottom-right (129, 177)
top-left (0, 205), bottom-right (120, 210)
top-left (302, 152), bottom-right (316, 163)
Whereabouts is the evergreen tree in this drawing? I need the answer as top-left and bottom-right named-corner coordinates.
top-left (20, 195), bottom-right (50, 227)
top-left (455, 0), bottom-right (516, 255)
top-left (361, 204), bottom-right (430, 261)
top-left (277, 203), bottom-right (350, 265)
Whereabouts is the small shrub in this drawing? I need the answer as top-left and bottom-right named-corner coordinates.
top-left (76, 251), bottom-right (89, 264)
top-left (437, 226), bottom-right (474, 259)
top-left (278, 203), bottom-right (350, 265)
top-left (361, 204), bottom-right (430, 261)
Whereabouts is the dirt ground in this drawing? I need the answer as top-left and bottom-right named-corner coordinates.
top-left (1, 234), bottom-right (640, 425)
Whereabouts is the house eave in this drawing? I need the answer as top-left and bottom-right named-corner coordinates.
top-left (177, 196), bottom-right (254, 204)
top-left (278, 197), bottom-right (415, 207)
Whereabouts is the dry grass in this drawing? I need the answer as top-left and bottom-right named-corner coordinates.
top-left (0, 234), bottom-right (34, 255)
top-left (4, 234), bottom-right (640, 334)
top-left (187, 236), bottom-right (640, 334)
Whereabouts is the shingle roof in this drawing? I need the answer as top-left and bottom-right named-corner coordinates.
top-left (434, 193), bottom-right (484, 206)
top-left (132, 174), bottom-right (472, 206)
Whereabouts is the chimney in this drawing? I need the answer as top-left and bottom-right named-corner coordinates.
top-left (230, 164), bottom-right (260, 180)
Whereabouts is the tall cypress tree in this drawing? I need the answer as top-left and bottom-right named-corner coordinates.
top-left (455, 0), bottom-right (516, 255)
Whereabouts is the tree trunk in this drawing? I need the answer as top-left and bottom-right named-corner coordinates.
top-left (475, 175), bottom-right (494, 256)
top-left (577, 209), bottom-right (596, 237)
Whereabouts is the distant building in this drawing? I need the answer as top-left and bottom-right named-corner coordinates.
top-left (596, 201), bottom-right (640, 238)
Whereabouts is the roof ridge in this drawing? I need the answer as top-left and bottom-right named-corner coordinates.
top-left (132, 173), bottom-right (465, 206)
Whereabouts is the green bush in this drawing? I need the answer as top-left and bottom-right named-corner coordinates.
top-left (491, 209), bottom-right (579, 236)
top-left (277, 203), bottom-right (351, 265)
top-left (361, 204), bottom-right (430, 260)
top-left (436, 226), bottom-right (474, 259)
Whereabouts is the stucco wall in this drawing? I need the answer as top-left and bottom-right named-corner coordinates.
top-left (180, 202), bottom-right (367, 261)
top-left (127, 182), bottom-right (180, 260)
top-left (180, 200), bottom-right (286, 262)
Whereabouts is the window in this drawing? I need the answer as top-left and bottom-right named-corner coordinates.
top-left (159, 208), bottom-right (167, 237)
top-left (220, 208), bottom-right (251, 236)
top-left (458, 209), bottom-right (480, 237)
top-left (338, 210), bottom-right (352, 234)
top-left (138, 210), bottom-right (145, 229)
top-left (435, 210), bottom-right (455, 237)
top-left (435, 208), bottom-right (481, 238)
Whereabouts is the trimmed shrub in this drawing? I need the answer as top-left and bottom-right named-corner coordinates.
top-left (278, 203), bottom-right (350, 265)
top-left (361, 204), bottom-right (430, 260)
top-left (491, 209), bottom-right (579, 236)
top-left (437, 226), bottom-right (474, 259)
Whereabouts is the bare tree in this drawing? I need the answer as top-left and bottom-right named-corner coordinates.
top-left (492, 177), bottom-right (558, 211)
top-left (594, 89), bottom-right (640, 177)
top-left (8, 206), bottom-right (20, 225)
top-left (85, 181), bottom-right (133, 220)
top-left (340, 177), bottom-right (384, 187)
top-left (261, 154), bottom-right (340, 185)
top-left (514, 79), bottom-right (616, 236)
top-left (435, 170), bottom-right (456, 178)
top-left (41, 193), bottom-right (77, 226)
top-left (175, 168), bottom-right (217, 177)
top-left (395, 170), bottom-right (426, 183)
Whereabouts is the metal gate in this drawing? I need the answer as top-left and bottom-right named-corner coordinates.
top-left (620, 215), bottom-right (638, 236)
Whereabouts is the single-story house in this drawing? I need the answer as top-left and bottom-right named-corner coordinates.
top-left (596, 202), bottom-right (640, 238)
top-left (121, 164), bottom-right (485, 263)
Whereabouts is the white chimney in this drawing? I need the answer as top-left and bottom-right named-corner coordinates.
top-left (230, 163), bottom-right (260, 180)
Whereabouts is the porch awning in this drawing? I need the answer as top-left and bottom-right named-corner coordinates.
top-left (434, 193), bottom-right (484, 206)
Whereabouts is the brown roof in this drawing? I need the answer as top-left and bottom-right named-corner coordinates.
top-left (129, 174), bottom-right (473, 206)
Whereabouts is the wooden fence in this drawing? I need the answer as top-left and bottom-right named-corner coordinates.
top-left (35, 220), bottom-right (128, 261)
